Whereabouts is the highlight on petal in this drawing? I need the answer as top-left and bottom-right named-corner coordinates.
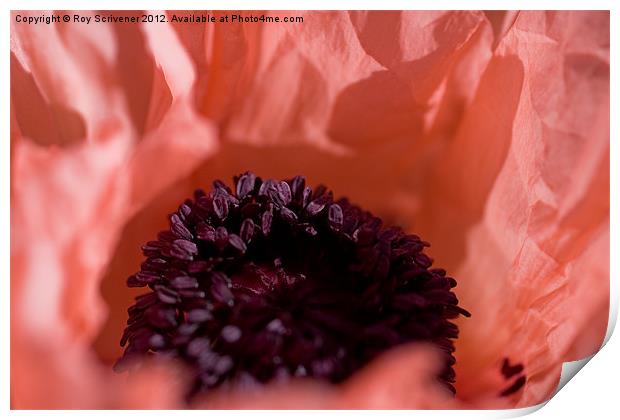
top-left (11, 9), bottom-right (216, 408)
top-left (413, 10), bottom-right (609, 407)
top-left (10, 10), bottom-right (608, 409)
top-left (338, 344), bottom-right (454, 409)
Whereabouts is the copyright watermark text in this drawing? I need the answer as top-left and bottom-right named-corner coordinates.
top-left (13, 12), bottom-right (304, 25)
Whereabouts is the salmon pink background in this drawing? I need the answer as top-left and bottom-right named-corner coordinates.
top-left (10, 10), bottom-right (610, 408)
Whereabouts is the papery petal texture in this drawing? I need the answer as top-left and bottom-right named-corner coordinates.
top-left (10, 10), bottom-right (609, 409)
top-left (11, 10), bottom-right (216, 408)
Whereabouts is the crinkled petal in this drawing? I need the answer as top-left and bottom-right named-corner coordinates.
top-left (411, 10), bottom-right (609, 406)
top-left (11, 10), bottom-right (216, 408)
top-left (11, 10), bottom-right (609, 409)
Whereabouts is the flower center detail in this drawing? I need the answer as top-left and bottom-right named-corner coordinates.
top-left (116, 173), bottom-right (470, 397)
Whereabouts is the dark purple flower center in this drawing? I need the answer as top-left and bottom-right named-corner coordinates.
top-left (116, 173), bottom-right (470, 398)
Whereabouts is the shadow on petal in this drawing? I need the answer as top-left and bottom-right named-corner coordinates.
top-left (10, 52), bottom-right (86, 147)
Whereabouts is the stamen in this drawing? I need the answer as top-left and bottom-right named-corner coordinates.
top-left (499, 358), bottom-right (527, 397)
top-left (500, 375), bottom-right (526, 397)
top-left (501, 358), bottom-right (524, 379)
top-left (115, 172), bottom-right (470, 398)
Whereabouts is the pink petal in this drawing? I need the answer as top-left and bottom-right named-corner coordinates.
top-left (11, 10), bottom-right (216, 408)
top-left (11, 10), bottom-right (609, 409)
top-left (411, 10), bottom-right (609, 406)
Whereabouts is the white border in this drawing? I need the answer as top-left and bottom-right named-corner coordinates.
top-left (1, 1), bottom-right (617, 10)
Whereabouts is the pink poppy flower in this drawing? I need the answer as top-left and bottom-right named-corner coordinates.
top-left (10, 10), bottom-right (609, 409)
